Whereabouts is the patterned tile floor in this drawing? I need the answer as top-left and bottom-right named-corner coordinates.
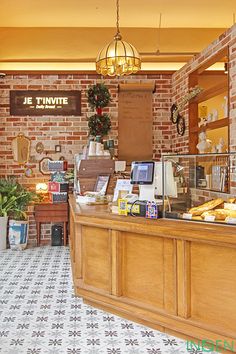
top-left (0, 246), bottom-right (212, 354)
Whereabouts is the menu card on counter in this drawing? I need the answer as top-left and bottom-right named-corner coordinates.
top-left (113, 179), bottom-right (133, 202)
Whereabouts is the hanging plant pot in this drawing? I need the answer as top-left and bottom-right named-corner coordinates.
top-left (8, 219), bottom-right (29, 250)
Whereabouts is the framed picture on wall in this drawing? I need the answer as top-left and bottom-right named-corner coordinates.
top-left (39, 157), bottom-right (53, 175)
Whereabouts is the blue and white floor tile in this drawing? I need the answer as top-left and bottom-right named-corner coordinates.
top-left (0, 246), bottom-right (213, 354)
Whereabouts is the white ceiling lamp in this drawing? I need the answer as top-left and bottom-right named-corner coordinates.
top-left (96, 0), bottom-right (141, 76)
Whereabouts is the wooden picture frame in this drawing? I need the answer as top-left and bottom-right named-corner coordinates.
top-left (39, 157), bottom-right (53, 175)
top-left (170, 103), bottom-right (178, 124)
top-left (94, 175), bottom-right (110, 194)
top-left (55, 145), bottom-right (61, 153)
top-left (176, 115), bottom-right (186, 136)
top-left (12, 133), bottom-right (31, 164)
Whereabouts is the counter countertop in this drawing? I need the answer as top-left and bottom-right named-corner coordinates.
top-left (69, 195), bottom-right (236, 245)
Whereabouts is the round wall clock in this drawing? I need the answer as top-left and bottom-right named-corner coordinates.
top-left (176, 115), bottom-right (185, 136)
top-left (170, 103), bottom-right (178, 124)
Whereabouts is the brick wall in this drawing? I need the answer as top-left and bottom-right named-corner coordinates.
top-left (0, 73), bottom-right (172, 244)
top-left (171, 24), bottom-right (236, 203)
top-left (171, 24), bottom-right (236, 154)
top-left (1, 25), bottom-right (236, 243)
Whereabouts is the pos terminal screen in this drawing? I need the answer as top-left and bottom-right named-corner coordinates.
top-left (131, 161), bottom-right (154, 185)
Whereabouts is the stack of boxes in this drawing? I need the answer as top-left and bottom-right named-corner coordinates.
top-left (47, 160), bottom-right (69, 203)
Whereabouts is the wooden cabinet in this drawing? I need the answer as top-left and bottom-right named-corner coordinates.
top-left (34, 202), bottom-right (68, 246)
top-left (74, 157), bottom-right (115, 194)
top-left (69, 195), bottom-right (236, 352)
top-left (189, 47), bottom-right (229, 154)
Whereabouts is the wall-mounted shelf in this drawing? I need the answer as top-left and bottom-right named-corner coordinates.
top-left (189, 46), bottom-right (229, 154)
top-left (191, 117), bottom-right (229, 133)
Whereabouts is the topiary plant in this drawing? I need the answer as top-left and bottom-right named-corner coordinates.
top-left (87, 83), bottom-right (111, 109)
top-left (88, 113), bottom-right (111, 137)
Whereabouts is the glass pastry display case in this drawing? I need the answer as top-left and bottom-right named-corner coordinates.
top-left (162, 153), bottom-right (236, 225)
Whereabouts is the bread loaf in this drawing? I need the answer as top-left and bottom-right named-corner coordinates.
top-left (201, 209), bottom-right (236, 220)
top-left (189, 198), bottom-right (224, 216)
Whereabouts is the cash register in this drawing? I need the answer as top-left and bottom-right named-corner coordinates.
top-left (125, 160), bottom-right (177, 216)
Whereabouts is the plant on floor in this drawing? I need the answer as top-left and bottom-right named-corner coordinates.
top-left (0, 177), bottom-right (38, 250)
top-left (0, 178), bottom-right (37, 220)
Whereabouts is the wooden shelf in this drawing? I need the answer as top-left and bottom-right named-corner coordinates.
top-left (190, 117), bottom-right (228, 133)
top-left (189, 48), bottom-right (229, 154)
top-left (192, 82), bottom-right (228, 103)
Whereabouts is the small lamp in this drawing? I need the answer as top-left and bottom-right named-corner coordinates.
top-left (36, 183), bottom-right (48, 194)
top-left (36, 183), bottom-right (49, 203)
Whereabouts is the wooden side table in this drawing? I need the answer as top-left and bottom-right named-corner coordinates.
top-left (34, 203), bottom-right (68, 246)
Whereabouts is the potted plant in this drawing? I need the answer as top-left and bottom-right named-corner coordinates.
top-left (87, 83), bottom-right (112, 140)
top-left (0, 178), bottom-right (37, 250)
top-left (8, 182), bottom-right (37, 250)
top-left (0, 178), bottom-right (20, 250)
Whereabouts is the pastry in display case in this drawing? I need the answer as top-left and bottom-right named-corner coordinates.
top-left (162, 153), bottom-right (236, 225)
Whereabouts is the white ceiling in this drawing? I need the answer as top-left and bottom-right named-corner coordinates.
top-left (0, 0), bottom-right (235, 28)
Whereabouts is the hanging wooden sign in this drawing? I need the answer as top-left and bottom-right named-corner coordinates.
top-left (10, 90), bottom-right (81, 116)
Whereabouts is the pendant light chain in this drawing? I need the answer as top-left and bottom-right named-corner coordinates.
top-left (116, 0), bottom-right (120, 35)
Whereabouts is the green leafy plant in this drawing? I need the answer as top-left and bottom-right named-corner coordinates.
top-left (0, 178), bottom-right (38, 220)
top-left (88, 113), bottom-right (111, 137)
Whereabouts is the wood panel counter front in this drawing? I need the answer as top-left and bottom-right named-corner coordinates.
top-left (69, 195), bottom-right (236, 352)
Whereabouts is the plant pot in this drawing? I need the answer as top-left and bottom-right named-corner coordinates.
top-left (8, 219), bottom-right (29, 250)
top-left (0, 216), bottom-right (8, 250)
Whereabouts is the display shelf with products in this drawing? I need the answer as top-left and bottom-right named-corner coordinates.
top-left (190, 117), bottom-right (228, 133)
top-left (162, 153), bottom-right (236, 225)
top-left (189, 47), bottom-right (229, 154)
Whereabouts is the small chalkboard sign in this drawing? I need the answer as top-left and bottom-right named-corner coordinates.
top-left (10, 90), bottom-right (81, 116)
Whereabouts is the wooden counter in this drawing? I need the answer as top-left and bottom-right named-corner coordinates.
top-left (69, 195), bottom-right (236, 352)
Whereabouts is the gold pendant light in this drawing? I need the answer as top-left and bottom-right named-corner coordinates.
top-left (96, 0), bottom-right (141, 76)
